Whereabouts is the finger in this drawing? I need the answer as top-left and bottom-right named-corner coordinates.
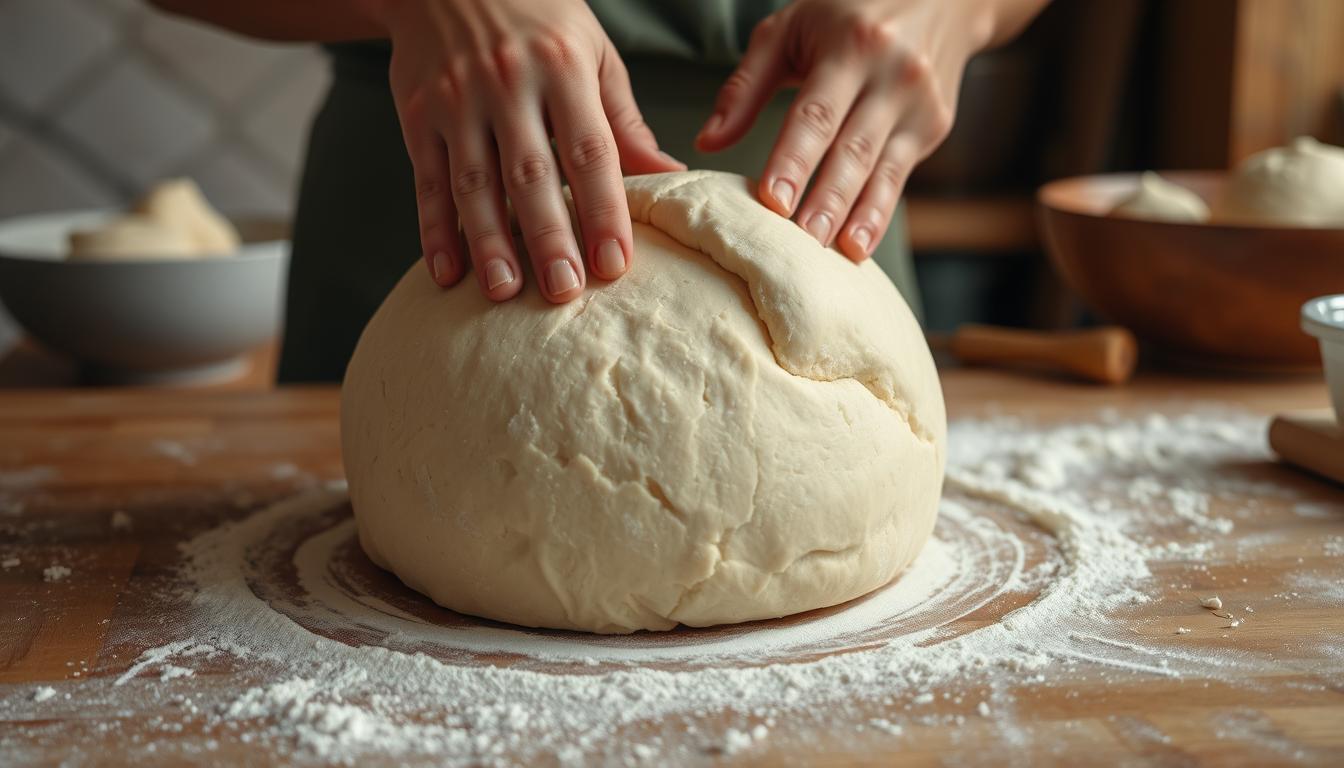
top-left (597, 43), bottom-right (686, 175)
top-left (695, 15), bottom-right (788, 153)
top-left (493, 101), bottom-right (585, 303)
top-left (397, 93), bottom-right (465, 287)
top-left (793, 91), bottom-right (899, 247)
top-left (758, 60), bottom-right (866, 218)
top-left (837, 132), bottom-right (922, 263)
top-left (441, 118), bottom-right (524, 301)
top-left (546, 73), bottom-right (633, 281)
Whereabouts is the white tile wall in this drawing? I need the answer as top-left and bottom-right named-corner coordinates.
top-left (0, 0), bottom-right (335, 350)
top-left (0, 0), bottom-right (330, 217)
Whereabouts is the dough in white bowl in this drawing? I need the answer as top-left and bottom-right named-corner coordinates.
top-left (68, 215), bottom-right (200, 261)
top-left (1213, 137), bottom-right (1344, 227)
top-left (69, 178), bottom-right (241, 260)
top-left (134, 178), bottom-right (241, 254)
top-left (1111, 172), bottom-right (1210, 223)
top-left (341, 171), bottom-right (946, 634)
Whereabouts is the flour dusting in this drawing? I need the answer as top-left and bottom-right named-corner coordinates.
top-left (2, 410), bottom-right (1334, 765)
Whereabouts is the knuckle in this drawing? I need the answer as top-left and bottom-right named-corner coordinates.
top-left (467, 227), bottom-right (503, 249)
top-left (839, 133), bottom-right (877, 167)
top-left (900, 53), bottom-right (934, 86)
top-left (433, 73), bottom-right (460, 107)
top-left (565, 132), bottom-right (613, 173)
top-left (580, 197), bottom-right (622, 223)
top-left (507, 152), bottom-right (554, 189)
top-left (416, 176), bottom-right (445, 202)
top-left (482, 42), bottom-right (527, 90)
top-left (529, 29), bottom-right (580, 69)
top-left (525, 220), bottom-right (570, 246)
top-left (451, 166), bottom-right (492, 197)
top-left (874, 158), bottom-right (909, 189)
top-left (776, 148), bottom-right (812, 177)
top-left (795, 99), bottom-right (838, 137)
top-left (400, 85), bottom-right (432, 120)
top-left (814, 184), bottom-right (850, 212)
top-left (718, 70), bottom-right (754, 103)
top-left (850, 16), bottom-right (900, 52)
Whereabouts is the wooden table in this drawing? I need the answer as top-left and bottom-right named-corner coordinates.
top-left (1, 370), bottom-right (1341, 765)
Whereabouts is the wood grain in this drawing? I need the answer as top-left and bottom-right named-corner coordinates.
top-left (0, 371), bottom-right (1341, 765)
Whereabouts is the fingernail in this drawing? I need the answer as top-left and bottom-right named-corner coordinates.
top-left (851, 226), bottom-right (873, 254)
top-left (701, 113), bottom-right (724, 138)
top-left (771, 179), bottom-right (795, 213)
top-left (431, 251), bottom-right (452, 283)
top-left (595, 240), bottom-right (625, 278)
top-left (546, 259), bottom-right (580, 295)
top-left (484, 258), bottom-right (514, 291)
top-left (806, 211), bottom-right (834, 244)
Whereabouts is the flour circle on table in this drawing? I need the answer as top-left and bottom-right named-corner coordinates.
top-left (239, 491), bottom-right (1053, 666)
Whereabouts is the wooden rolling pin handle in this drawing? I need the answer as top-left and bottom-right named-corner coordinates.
top-left (948, 324), bottom-right (1138, 385)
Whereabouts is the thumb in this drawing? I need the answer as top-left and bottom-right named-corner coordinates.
top-left (598, 45), bottom-right (687, 175)
top-left (695, 15), bottom-right (788, 153)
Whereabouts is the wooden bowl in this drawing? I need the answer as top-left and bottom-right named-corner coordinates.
top-left (1038, 172), bottom-right (1344, 371)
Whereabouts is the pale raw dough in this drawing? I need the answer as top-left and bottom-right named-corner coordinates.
top-left (1213, 136), bottom-right (1344, 227)
top-left (69, 178), bottom-right (240, 260)
top-left (1111, 172), bottom-right (1210, 223)
top-left (342, 171), bottom-right (947, 634)
top-left (67, 215), bottom-right (200, 261)
top-left (133, 178), bottom-right (241, 254)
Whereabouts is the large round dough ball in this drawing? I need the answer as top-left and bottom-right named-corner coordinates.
top-left (341, 171), bottom-right (946, 634)
top-left (1111, 172), bottom-right (1210, 223)
top-left (1213, 137), bottom-right (1344, 227)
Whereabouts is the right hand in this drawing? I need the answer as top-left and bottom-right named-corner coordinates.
top-left (370, 0), bottom-right (686, 303)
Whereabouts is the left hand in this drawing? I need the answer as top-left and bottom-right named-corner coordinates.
top-left (695, 0), bottom-right (997, 262)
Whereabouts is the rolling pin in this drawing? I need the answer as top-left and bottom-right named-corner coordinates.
top-left (931, 324), bottom-right (1138, 385)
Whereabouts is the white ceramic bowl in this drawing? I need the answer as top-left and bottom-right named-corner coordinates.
top-left (1302, 294), bottom-right (1344, 426)
top-left (0, 210), bottom-right (288, 385)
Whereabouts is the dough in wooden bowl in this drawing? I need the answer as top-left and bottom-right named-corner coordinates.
top-left (1213, 137), bottom-right (1344, 227)
top-left (341, 171), bottom-right (946, 633)
top-left (1110, 172), bottom-right (1210, 223)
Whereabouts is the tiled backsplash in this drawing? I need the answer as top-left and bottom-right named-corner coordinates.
top-left (0, 0), bottom-right (334, 349)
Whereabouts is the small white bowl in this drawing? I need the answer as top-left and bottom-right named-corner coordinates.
top-left (1302, 294), bottom-right (1344, 426)
top-left (0, 210), bottom-right (288, 385)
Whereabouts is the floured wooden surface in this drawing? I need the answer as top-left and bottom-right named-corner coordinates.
top-left (1, 372), bottom-right (1342, 765)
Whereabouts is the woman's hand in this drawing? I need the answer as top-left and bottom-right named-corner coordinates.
top-left (696, 0), bottom-right (1034, 263)
top-left (371, 0), bottom-right (685, 302)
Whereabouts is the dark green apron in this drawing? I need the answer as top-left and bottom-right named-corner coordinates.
top-left (279, 5), bottom-right (916, 382)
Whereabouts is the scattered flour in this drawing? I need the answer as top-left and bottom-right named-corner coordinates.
top-left (151, 440), bottom-right (198, 466)
top-left (1, 557), bottom-right (18, 569)
top-left (31, 687), bottom-right (57, 703)
top-left (42, 565), bottom-right (71, 583)
top-left (1, 410), bottom-right (1323, 765)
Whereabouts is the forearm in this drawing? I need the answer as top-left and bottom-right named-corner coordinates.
top-left (147, 0), bottom-right (385, 42)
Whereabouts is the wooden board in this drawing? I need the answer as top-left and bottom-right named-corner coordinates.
top-left (1, 370), bottom-right (1342, 765)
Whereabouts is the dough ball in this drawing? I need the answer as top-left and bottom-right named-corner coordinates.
top-left (1111, 172), bottom-right (1210, 223)
top-left (134, 178), bottom-right (241, 254)
top-left (1213, 136), bottom-right (1344, 227)
top-left (342, 171), bottom-right (946, 634)
top-left (68, 215), bottom-right (201, 261)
